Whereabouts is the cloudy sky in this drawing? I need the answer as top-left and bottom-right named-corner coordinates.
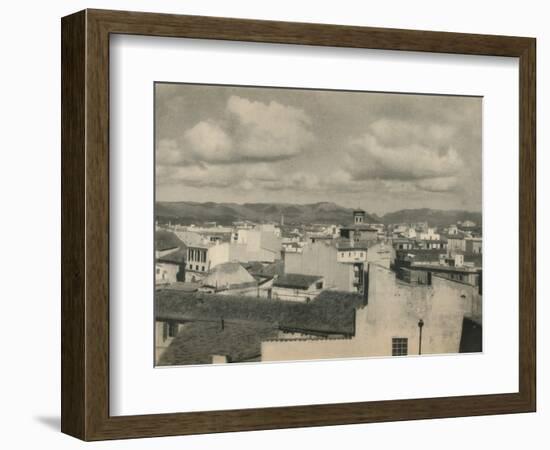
top-left (155, 83), bottom-right (481, 215)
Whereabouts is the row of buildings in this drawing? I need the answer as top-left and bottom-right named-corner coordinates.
top-left (155, 208), bottom-right (483, 364)
top-left (156, 261), bottom-right (482, 364)
top-left (156, 208), bottom-right (481, 297)
top-left (156, 209), bottom-right (392, 300)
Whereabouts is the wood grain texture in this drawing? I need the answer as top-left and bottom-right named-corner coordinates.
top-left (61, 10), bottom-right (86, 439)
top-left (61, 9), bottom-right (537, 441)
top-left (518, 38), bottom-right (536, 410)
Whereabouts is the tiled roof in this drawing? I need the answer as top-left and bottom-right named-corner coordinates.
top-left (273, 273), bottom-right (323, 289)
top-left (155, 230), bottom-right (185, 251)
top-left (157, 321), bottom-right (278, 366)
top-left (202, 262), bottom-right (256, 289)
top-left (243, 260), bottom-right (285, 278)
top-left (240, 261), bottom-right (265, 273)
top-left (157, 247), bottom-right (186, 264)
top-left (176, 230), bottom-right (208, 248)
top-left (155, 289), bottom-right (365, 336)
top-left (259, 260), bottom-right (285, 277)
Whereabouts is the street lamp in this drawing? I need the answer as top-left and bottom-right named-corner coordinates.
top-left (418, 319), bottom-right (424, 355)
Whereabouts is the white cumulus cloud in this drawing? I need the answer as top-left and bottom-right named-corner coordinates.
top-left (226, 96), bottom-right (314, 161)
top-left (184, 121), bottom-right (233, 163)
top-left (343, 119), bottom-right (464, 187)
top-left (157, 96), bottom-right (315, 169)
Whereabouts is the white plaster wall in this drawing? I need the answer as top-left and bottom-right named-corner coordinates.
top-left (155, 262), bottom-right (179, 284)
top-left (262, 337), bottom-right (362, 362)
top-left (363, 265), bottom-right (477, 356)
top-left (208, 242), bottom-right (230, 269)
top-left (285, 243), bottom-right (354, 291)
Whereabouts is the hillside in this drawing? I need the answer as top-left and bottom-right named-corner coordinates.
top-left (380, 208), bottom-right (482, 227)
top-left (156, 201), bottom-right (378, 225)
top-left (156, 201), bottom-right (480, 227)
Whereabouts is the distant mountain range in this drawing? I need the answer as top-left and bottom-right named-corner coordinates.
top-left (156, 201), bottom-right (481, 228)
top-left (381, 208), bottom-right (482, 227)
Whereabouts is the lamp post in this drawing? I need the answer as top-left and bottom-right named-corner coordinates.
top-left (418, 319), bottom-right (424, 355)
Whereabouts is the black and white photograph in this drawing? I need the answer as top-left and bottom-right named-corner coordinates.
top-left (154, 83), bottom-right (483, 366)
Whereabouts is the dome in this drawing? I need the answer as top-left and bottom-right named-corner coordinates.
top-left (202, 262), bottom-right (256, 290)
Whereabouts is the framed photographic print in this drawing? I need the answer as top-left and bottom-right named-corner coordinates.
top-left (61, 9), bottom-right (536, 441)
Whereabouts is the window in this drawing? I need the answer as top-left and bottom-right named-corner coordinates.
top-left (316, 281), bottom-right (323, 289)
top-left (168, 322), bottom-right (179, 338)
top-left (201, 266), bottom-right (205, 272)
top-left (392, 337), bottom-right (408, 356)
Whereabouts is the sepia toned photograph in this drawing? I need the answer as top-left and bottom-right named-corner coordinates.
top-left (154, 82), bottom-right (482, 367)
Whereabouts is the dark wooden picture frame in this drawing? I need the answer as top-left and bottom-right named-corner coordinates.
top-left (61, 9), bottom-right (536, 441)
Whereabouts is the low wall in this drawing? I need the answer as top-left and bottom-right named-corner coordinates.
top-left (261, 337), bottom-right (364, 362)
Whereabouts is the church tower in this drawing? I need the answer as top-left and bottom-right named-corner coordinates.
top-left (353, 208), bottom-right (366, 224)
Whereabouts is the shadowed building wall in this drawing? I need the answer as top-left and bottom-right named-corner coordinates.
top-left (284, 241), bottom-right (354, 291)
